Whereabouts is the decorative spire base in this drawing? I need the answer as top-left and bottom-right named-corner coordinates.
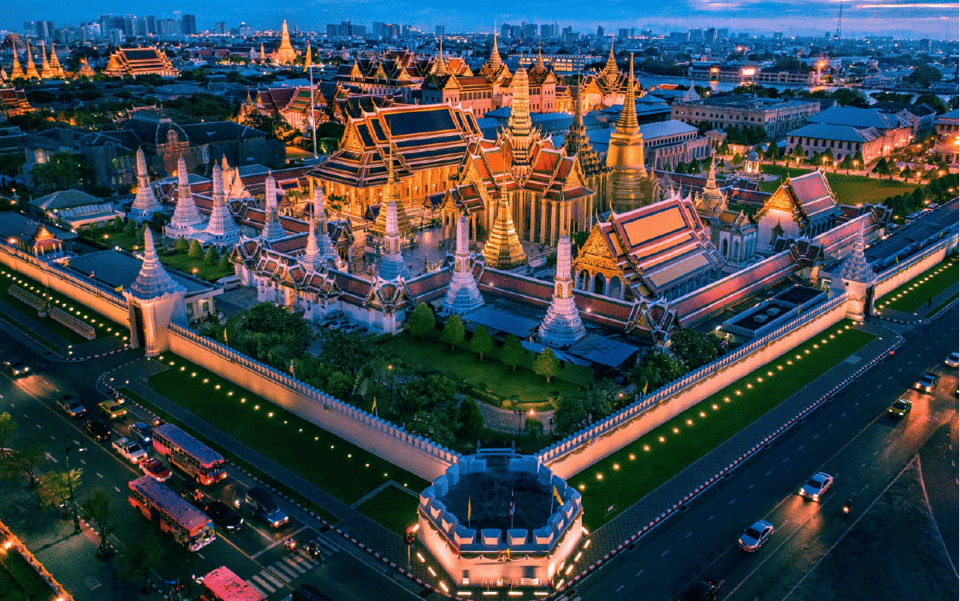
top-left (538, 236), bottom-right (586, 348)
top-left (443, 215), bottom-right (484, 314)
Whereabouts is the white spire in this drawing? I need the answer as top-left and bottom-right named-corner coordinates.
top-left (377, 198), bottom-right (407, 281)
top-left (260, 172), bottom-right (285, 241)
top-left (443, 214), bottom-right (484, 315)
top-left (128, 228), bottom-right (185, 300)
top-left (129, 147), bottom-right (161, 223)
top-left (312, 187), bottom-right (338, 264)
top-left (166, 156), bottom-right (206, 237)
top-left (203, 165), bottom-right (240, 246)
top-left (302, 212), bottom-right (322, 269)
top-left (537, 235), bottom-right (586, 348)
top-left (836, 221), bottom-right (875, 283)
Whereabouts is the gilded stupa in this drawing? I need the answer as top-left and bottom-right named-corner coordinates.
top-left (40, 42), bottom-right (54, 79)
top-left (482, 194), bottom-right (526, 270)
top-left (10, 51), bottom-right (24, 80)
top-left (606, 54), bottom-right (657, 211)
top-left (275, 21), bottom-right (297, 65)
top-left (48, 44), bottom-right (64, 78)
top-left (24, 45), bottom-right (39, 80)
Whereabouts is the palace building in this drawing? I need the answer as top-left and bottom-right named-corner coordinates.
top-left (103, 47), bottom-right (179, 78)
top-left (756, 170), bottom-right (842, 253)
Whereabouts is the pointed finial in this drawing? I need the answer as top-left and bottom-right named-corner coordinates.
top-left (435, 36), bottom-right (447, 76)
top-left (615, 53), bottom-right (639, 134)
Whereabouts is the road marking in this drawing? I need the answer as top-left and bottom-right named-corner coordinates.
top-left (635, 569), bottom-right (644, 578)
top-left (251, 526), bottom-right (310, 560)
top-left (748, 484), bottom-right (755, 490)
top-left (283, 557), bottom-right (305, 573)
top-left (828, 423), bottom-right (834, 428)
top-left (617, 585), bottom-right (625, 592)
top-left (877, 385), bottom-right (882, 389)
top-left (251, 575), bottom-right (276, 593)
top-left (685, 531), bottom-right (693, 539)
top-left (96, 472), bottom-right (103, 479)
top-left (861, 462), bottom-right (867, 468)
top-left (874, 450), bottom-right (880, 456)
top-left (49, 435), bottom-right (55, 440)
top-left (113, 487), bottom-right (120, 493)
top-left (887, 375), bottom-right (894, 380)
top-left (854, 403), bottom-right (859, 407)
top-left (660, 549), bottom-right (669, 557)
top-left (797, 445), bottom-right (804, 451)
top-left (707, 515), bottom-right (714, 521)
top-left (765, 470), bottom-right (773, 476)
top-left (782, 457), bottom-right (790, 463)
top-left (841, 413), bottom-right (847, 417)
top-left (247, 581), bottom-right (268, 597)
top-left (266, 565), bottom-right (291, 583)
top-left (273, 562), bottom-right (298, 580)
top-left (813, 434), bottom-right (819, 439)
top-left (197, 553), bottom-right (205, 560)
top-left (35, 424), bottom-right (41, 429)
top-left (259, 570), bottom-right (283, 588)
top-left (728, 498), bottom-right (736, 505)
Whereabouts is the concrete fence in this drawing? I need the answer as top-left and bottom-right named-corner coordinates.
top-left (0, 244), bottom-right (129, 325)
top-left (538, 292), bottom-right (850, 478)
top-left (873, 233), bottom-right (957, 300)
top-left (166, 323), bottom-right (459, 481)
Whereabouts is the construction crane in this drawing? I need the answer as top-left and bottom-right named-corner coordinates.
top-left (835, 1), bottom-right (843, 40)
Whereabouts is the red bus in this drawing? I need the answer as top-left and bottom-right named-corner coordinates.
top-left (128, 475), bottom-right (215, 551)
top-left (152, 423), bottom-right (227, 485)
top-left (199, 566), bottom-right (264, 601)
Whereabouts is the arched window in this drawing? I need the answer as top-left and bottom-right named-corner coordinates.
top-left (608, 277), bottom-right (622, 299)
top-left (593, 273), bottom-right (605, 295)
top-left (720, 239), bottom-right (728, 257)
top-left (732, 240), bottom-right (740, 260)
top-left (579, 270), bottom-right (590, 290)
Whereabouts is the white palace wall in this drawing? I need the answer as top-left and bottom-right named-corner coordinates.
top-left (167, 324), bottom-right (457, 481)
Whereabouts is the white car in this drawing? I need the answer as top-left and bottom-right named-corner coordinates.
top-left (945, 353), bottom-right (959, 368)
top-left (738, 520), bottom-right (774, 552)
top-left (799, 472), bottom-right (834, 501)
top-left (111, 437), bottom-right (147, 464)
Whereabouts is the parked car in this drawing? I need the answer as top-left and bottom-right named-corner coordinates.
top-left (4, 359), bottom-right (29, 377)
top-left (799, 472), bottom-right (834, 501)
top-left (56, 395), bottom-right (86, 419)
top-left (84, 419), bottom-right (111, 442)
top-left (888, 398), bottom-right (912, 418)
top-left (738, 520), bottom-right (774, 552)
top-left (682, 579), bottom-right (720, 601)
top-left (98, 400), bottom-right (127, 420)
top-left (204, 501), bottom-right (244, 532)
top-left (914, 372), bottom-right (938, 393)
top-left (129, 422), bottom-right (153, 445)
top-left (945, 353), bottom-right (959, 368)
top-left (240, 486), bottom-right (289, 528)
top-left (111, 438), bottom-right (147, 464)
top-left (140, 457), bottom-right (172, 482)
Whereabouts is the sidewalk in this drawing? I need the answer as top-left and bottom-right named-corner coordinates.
top-left (107, 359), bottom-right (437, 592)
top-left (578, 320), bottom-right (901, 567)
top-left (0, 300), bottom-right (126, 360)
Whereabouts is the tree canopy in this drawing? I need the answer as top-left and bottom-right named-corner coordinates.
top-left (406, 303), bottom-right (436, 338)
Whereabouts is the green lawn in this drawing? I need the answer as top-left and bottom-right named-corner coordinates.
top-left (0, 551), bottom-right (56, 601)
top-left (570, 321), bottom-right (875, 530)
top-left (119, 387), bottom-right (341, 525)
top-left (148, 354), bottom-right (429, 510)
top-left (876, 257), bottom-right (959, 314)
top-left (355, 485), bottom-right (420, 536)
top-left (379, 333), bottom-right (594, 406)
top-left (759, 164), bottom-right (919, 205)
top-left (79, 228), bottom-right (139, 252)
top-left (158, 253), bottom-right (233, 283)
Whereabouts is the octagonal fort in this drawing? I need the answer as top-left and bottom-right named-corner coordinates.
top-left (417, 449), bottom-right (583, 588)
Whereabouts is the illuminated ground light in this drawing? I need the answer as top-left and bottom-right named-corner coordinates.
top-left (596, 473), bottom-right (603, 481)
top-left (672, 427), bottom-right (680, 434)
top-left (747, 384), bottom-right (753, 389)
top-left (254, 405), bottom-right (260, 410)
top-left (630, 453), bottom-right (637, 460)
top-left (777, 365), bottom-right (784, 370)
top-left (699, 411), bottom-right (706, 418)
top-left (612, 464), bottom-right (620, 471)
top-left (658, 436), bottom-right (666, 443)
top-left (735, 390), bottom-right (742, 396)
top-left (686, 419), bottom-right (693, 426)
top-left (579, 484), bottom-right (586, 491)
top-left (712, 404), bottom-right (719, 410)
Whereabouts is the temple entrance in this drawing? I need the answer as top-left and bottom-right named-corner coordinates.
top-left (864, 285), bottom-right (875, 317)
top-left (130, 304), bottom-right (146, 350)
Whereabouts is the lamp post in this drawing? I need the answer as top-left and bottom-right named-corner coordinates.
top-left (63, 440), bottom-right (85, 534)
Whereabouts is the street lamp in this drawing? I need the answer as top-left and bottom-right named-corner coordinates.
top-left (63, 440), bottom-right (85, 534)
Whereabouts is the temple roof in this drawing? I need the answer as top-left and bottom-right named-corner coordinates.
top-left (127, 229), bottom-right (185, 300)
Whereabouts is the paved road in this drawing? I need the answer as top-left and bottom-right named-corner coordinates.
top-left (0, 326), bottom-right (423, 601)
top-left (565, 308), bottom-right (958, 601)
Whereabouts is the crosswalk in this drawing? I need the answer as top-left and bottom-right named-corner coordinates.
top-left (246, 536), bottom-right (338, 597)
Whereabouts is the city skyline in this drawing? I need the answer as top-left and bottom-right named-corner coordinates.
top-left (4, 0), bottom-right (958, 40)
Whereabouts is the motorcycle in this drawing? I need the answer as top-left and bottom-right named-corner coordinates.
top-left (305, 540), bottom-right (323, 559)
top-left (283, 537), bottom-right (298, 553)
top-left (842, 499), bottom-right (852, 515)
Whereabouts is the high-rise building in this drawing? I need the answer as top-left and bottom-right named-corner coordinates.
top-left (688, 27), bottom-right (704, 41)
top-left (705, 27), bottom-right (716, 43)
top-left (435, 25), bottom-right (445, 37)
top-left (238, 22), bottom-right (252, 37)
top-left (618, 28), bottom-right (634, 39)
top-left (213, 22), bottom-right (228, 35)
top-left (541, 23), bottom-right (559, 39)
top-left (181, 14), bottom-right (197, 35)
top-left (501, 23), bottom-right (512, 39)
top-left (145, 15), bottom-right (157, 35)
top-left (716, 28), bottom-right (729, 40)
top-left (522, 22), bottom-right (537, 39)
top-left (596, 25), bottom-right (604, 38)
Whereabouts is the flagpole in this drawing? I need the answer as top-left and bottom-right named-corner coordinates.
top-left (309, 62), bottom-right (318, 159)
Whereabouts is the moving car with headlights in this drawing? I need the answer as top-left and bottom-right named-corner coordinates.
top-left (57, 396), bottom-right (87, 419)
top-left (204, 501), bottom-right (244, 532)
top-left (140, 457), bottom-right (172, 482)
top-left (129, 422), bottom-right (153, 445)
top-left (241, 486), bottom-right (288, 528)
top-left (799, 472), bottom-right (833, 501)
top-left (4, 359), bottom-right (29, 377)
top-left (945, 353), bottom-right (959, 368)
top-left (112, 438), bottom-right (147, 464)
top-left (738, 520), bottom-right (774, 552)
top-left (682, 579), bottom-right (720, 601)
top-left (98, 399), bottom-right (127, 420)
top-left (888, 398), bottom-right (912, 418)
top-left (914, 373), bottom-right (938, 393)
top-left (84, 419), bottom-right (111, 442)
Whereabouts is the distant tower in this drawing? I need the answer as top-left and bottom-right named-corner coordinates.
top-left (128, 148), bottom-right (162, 223)
top-left (488, 28), bottom-right (503, 73)
top-left (482, 195), bottom-right (527, 270)
top-left (24, 44), bottom-right (39, 80)
top-left (123, 228), bottom-right (187, 356)
top-left (312, 187), bottom-right (340, 266)
top-left (48, 44), bottom-right (64, 78)
top-left (275, 20), bottom-right (297, 65)
top-left (537, 236), bottom-right (586, 348)
top-left (606, 54), bottom-right (649, 210)
top-left (696, 158), bottom-right (727, 216)
top-left (10, 51), bottom-right (24, 80)
top-left (203, 164), bottom-right (241, 247)
top-left (835, 1), bottom-right (843, 40)
top-left (443, 215), bottom-right (484, 315)
top-left (39, 41), bottom-right (54, 79)
top-left (165, 157), bottom-right (205, 239)
top-left (506, 67), bottom-right (536, 175)
top-left (377, 161), bottom-right (409, 281)
top-left (435, 36), bottom-right (448, 76)
top-left (260, 172), bottom-right (286, 241)
top-left (301, 209), bottom-right (322, 270)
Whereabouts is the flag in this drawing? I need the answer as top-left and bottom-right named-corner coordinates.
top-left (289, 359), bottom-right (295, 377)
top-left (509, 490), bottom-right (515, 519)
top-left (223, 328), bottom-right (228, 345)
top-left (467, 497), bottom-right (472, 522)
top-left (552, 485), bottom-right (564, 507)
top-left (371, 397), bottom-right (377, 414)
top-left (642, 381), bottom-right (648, 396)
top-left (797, 304), bottom-right (802, 316)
